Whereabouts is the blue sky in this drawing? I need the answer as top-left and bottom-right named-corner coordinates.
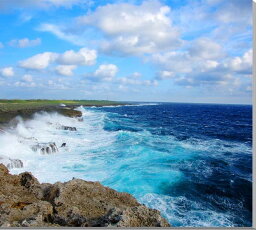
top-left (0, 0), bottom-right (252, 104)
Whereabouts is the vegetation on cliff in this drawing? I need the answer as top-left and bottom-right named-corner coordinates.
top-left (0, 99), bottom-right (125, 124)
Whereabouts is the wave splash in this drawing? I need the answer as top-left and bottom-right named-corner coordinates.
top-left (0, 104), bottom-right (252, 227)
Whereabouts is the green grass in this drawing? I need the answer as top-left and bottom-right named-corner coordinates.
top-left (0, 99), bottom-right (126, 124)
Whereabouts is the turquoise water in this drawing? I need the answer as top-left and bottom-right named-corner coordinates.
top-left (7, 103), bottom-right (252, 227)
top-left (66, 103), bottom-right (252, 227)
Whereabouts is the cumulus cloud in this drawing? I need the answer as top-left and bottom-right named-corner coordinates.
top-left (93, 64), bottom-right (118, 80)
top-left (57, 48), bottom-right (97, 66)
top-left (188, 38), bottom-right (225, 60)
top-left (88, 1), bottom-right (180, 55)
top-left (18, 47), bottom-right (97, 71)
top-left (8, 38), bottom-right (41, 48)
top-left (0, 67), bottom-right (14, 77)
top-left (151, 37), bottom-right (225, 76)
top-left (55, 65), bottom-right (76, 76)
top-left (41, 1), bottom-right (181, 55)
top-left (19, 52), bottom-right (57, 70)
top-left (151, 40), bottom-right (251, 89)
top-left (224, 49), bottom-right (252, 75)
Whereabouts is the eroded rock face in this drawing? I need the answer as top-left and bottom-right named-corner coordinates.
top-left (0, 164), bottom-right (170, 227)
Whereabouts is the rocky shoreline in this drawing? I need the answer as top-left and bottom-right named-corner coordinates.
top-left (0, 106), bottom-right (83, 169)
top-left (0, 164), bottom-right (170, 227)
top-left (0, 105), bottom-right (170, 227)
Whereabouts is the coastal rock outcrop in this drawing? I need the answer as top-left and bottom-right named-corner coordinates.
top-left (0, 164), bottom-right (170, 227)
top-left (31, 142), bottom-right (58, 154)
top-left (0, 156), bottom-right (23, 169)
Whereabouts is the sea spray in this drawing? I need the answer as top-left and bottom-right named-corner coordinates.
top-left (0, 103), bottom-right (252, 227)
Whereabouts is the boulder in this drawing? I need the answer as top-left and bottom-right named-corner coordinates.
top-left (0, 164), bottom-right (170, 227)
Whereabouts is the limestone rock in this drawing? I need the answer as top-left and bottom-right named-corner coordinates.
top-left (0, 164), bottom-right (170, 227)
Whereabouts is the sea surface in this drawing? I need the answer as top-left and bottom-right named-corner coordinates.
top-left (2, 103), bottom-right (252, 227)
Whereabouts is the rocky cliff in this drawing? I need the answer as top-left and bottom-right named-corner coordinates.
top-left (0, 164), bottom-right (170, 227)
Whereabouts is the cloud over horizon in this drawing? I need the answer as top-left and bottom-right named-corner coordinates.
top-left (0, 0), bottom-right (252, 104)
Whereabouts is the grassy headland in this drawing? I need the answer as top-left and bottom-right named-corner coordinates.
top-left (0, 99), bottom-right (126, 125)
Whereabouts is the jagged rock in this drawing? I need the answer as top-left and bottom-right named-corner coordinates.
top-left (0, 156), bottom-right (23, 169)
top-left (0, 164), bottom-right (170, 227)
top-left (31, 142), bottom-right (58, 154)
top-left (61, 126), bottom-right (77, 131)
top-left (60, 143), bottom-right (66, 148)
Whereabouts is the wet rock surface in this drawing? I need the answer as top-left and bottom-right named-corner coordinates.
top-left (31, 142), bottom-right (58, 154)
top-left (0, 156), bottom-right (23, 169)
top-left (0, 164), bottom-right (170, 227)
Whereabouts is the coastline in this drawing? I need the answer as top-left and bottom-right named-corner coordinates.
top-left (0, 100), bottom-right (127, 126)
top-left (0, 164), bottom-right (170, 227)
top-left (0, 100), bottom-right (170, 227)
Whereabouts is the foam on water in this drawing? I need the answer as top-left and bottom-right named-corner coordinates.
top-left (0, 104), bottom-right (252, 227)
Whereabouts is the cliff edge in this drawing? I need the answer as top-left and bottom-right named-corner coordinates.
top-left (0, 164), bottom-right (170, 227)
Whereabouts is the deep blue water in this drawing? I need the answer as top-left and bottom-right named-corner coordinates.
top-left (8, 102), bottom-right (251, 227)
top-left (86, 103), bottom-right (252, 227)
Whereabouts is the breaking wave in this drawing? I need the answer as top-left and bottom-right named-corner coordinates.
top-left (0, 103), bottom-right (252, 227)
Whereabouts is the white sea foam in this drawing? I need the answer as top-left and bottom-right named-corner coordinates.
top-left (0, 106), bottom-right (251, 227)
top-left (139, 193), bottom-right (235, 227)
top-left (0, 108), bottom-right (116, 183)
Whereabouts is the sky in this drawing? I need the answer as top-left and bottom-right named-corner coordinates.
top-left (0, 0), bottom-right (252, 104)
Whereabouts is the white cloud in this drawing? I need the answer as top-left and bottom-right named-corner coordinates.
top-left (55, 65), bottom-right (76, 76)
top-left (19, 52), bottom-right (57, 70)
top-left (42, 0), bottom-right (181, 55)
top-left (94, 64), bottom-right (118, 80)
top-left (224, 49), bottom-right (252, 74)
top-left (9, 38), bottom-right (41, 48)
top-left (19, 47), bottom-right (97, 71)
top-left (213, 0), bottom-right (252, 24)
top-left (57, 48), bottom-right (97, 66)
top-left (38, 23), bottom-right (87, 46)
top-left (151, 42), bottom-right (251, 89)
top-left (22, 74), bottom-right (33, 82)
top-left (0, 67), bottom-right (14, 77)
top-left (156, 70), bottom-right (174, 80)
top-left (188, 38), bottom-right (224, 60)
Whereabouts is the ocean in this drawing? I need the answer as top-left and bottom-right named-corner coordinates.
top-left (1, 103), bottom-right (252, 227)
